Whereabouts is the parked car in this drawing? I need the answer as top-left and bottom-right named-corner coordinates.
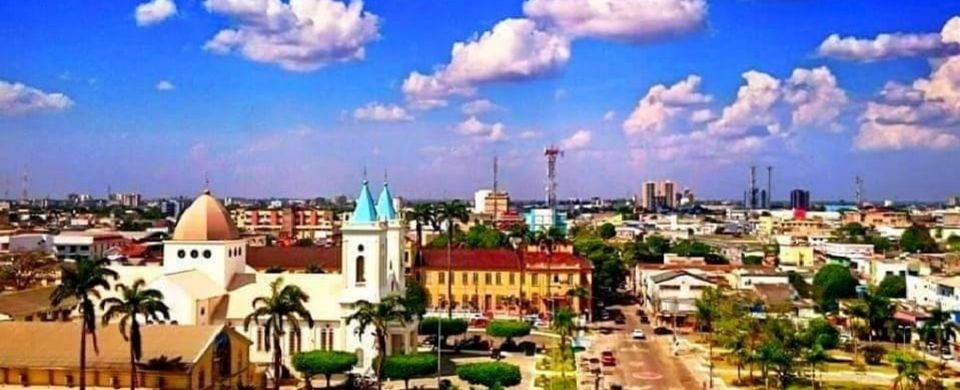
top-left (640, 315), bottom-right (650, 324)
top-left (601, 350), bottom-right (617, 366)
top-left (653, 326), bottom-right (673, 335)
top-left (614, 316), bottom-right (626, 325)
top-left (600, 311), bottom-right (611, 321)
top-left (632, 329), bottom-right (646, 340)
top-left (610, 384), bottom-right (623, 390)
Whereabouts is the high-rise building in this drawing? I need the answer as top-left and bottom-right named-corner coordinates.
top-left (662, 181), bottom-right (676, 209)
top-left (790, 189), bottom-right (811, 211)
top-left (642, 181), bottom-right (657, 211)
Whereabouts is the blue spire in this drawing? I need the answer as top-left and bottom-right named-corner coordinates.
top-left (352, 179), bottom-right (378, 223)
top-left (376, 182), bottom-right (397, 221)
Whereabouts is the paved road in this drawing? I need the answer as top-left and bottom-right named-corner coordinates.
top-left (588, 303), bottom-right (700, 390)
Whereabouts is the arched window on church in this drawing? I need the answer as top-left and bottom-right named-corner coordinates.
top-left (356, 256), bottom-right (366, 284)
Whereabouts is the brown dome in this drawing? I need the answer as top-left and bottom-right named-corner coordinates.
top-left (172, 191), bottom-right (240, 241)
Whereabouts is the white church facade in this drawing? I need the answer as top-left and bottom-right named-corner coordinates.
top-left (109, 180), bottom-right (416, 375)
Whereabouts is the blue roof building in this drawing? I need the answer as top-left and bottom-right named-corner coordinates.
top-left (352, 180), bottom-right (378, 223)
top-left (376, 182), bottom-right (397, 221)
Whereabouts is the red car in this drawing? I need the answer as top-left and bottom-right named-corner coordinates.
top-left (601, 350), bottom-right (616, 366)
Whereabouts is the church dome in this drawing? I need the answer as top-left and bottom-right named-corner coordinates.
top-left (172, 190), bottom-right (240, 241)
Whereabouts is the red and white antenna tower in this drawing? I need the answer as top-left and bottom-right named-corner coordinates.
top-left (544, 145), bottom-right (563, 208)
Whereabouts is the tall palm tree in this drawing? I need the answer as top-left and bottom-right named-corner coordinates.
top-left (551, 307), bottom-right (576, 380)
top-left (804, 344), bottom-right (827, 389)
top-left (243, 278), bottom-right (315, 390)
top-left (846, 300), bottom-right (869, 366)
top-left (535, 226), bottom-right (566, 317)
top-left (920, 305), bottom-right (955, 377)
top-left (694, 287), bottom-right (721, 388)
top-left (99, 279), bottom-right (170, 390)
top-left (434, 201), bottom-right (469, 318)
top-left (50, 258), bottom-right (118, 390)
top-left (407, 203), bottom-right (435, 268)
top-left (346, 295), bottom-right (411, 390)
top-left (508, 223), bottom-right (534, 316)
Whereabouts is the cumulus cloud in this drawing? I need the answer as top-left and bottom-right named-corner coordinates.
top-left (203, 0), bottom-right (380, 72)
top-left (783, 67), bottom-right (849, 131)
top-left (0, 80), bottom-right (74, 115)
top-left (707, 71), bottom-right (782, 137)
top-left (523, 0), bottom-right (707, 42)
top-left (560, 129), bottom-right (592, 150)
top-left (818, 16), bottom-right (960, 61)
top-left (461, 99), bottom-right (501, 115)
top-left (455, 116), bottom-right (507, 143)
top-left (352, 102), bottom-right (413, 122)
top-left (520, 130), bottom-right (543, 139)
top-left (854, 55), bottom-right (960, 151)
top-left (155, 80), bottom-right (176, 91)
top-left (623, 75), bottom-right (712, 136)
top-left (402, 18), bottom-right (570, 109)
top-left (135, 0), bottom-right (177, 26)
top-left (603, 110), bottom-right (616, 121)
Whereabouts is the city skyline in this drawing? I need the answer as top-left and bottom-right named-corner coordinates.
top-left (2, 1), bottom-right (960, 201)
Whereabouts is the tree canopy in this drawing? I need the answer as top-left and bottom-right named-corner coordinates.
top-left (486, 320), bottom-right (531, 339)
top-left (292, 350), bottom-right (357, 388)
top-left (457, 362), bottom-right (522, 389)
top-left (876, 275), bottom-right (906, 299)
top-left (418, 317), bottom-right (468, 338)
top-left (382, 353), bottom-right (438, 390)
top-left (404, 278), bottom-right (429, 320)
top-left (598, 223), bottom-right (616, 240)
top-left (812, 264), bottom-right (859, 313)
top-left (901, 225), bottom-right (939, 253)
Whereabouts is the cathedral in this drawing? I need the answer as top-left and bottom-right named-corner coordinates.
top-left (110, 179), bottom-right (416, 375)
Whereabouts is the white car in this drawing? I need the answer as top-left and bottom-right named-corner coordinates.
top-left (631, 329), bottom-right (646, 340)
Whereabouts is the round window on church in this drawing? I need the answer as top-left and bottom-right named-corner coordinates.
top-left (203, 250), bottom-right (212, 259)
top-left (190, 250), bottom-right (199, 259)
top-left (177, 250), bottom-right (186, 259)
top-left (358, 244), bottom-right (365, 252)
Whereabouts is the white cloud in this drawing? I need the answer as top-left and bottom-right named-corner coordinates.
top-left (352, 102), bottom-right (413, 122)
top-left (155, 80), bottom-right (176, 91)
top-left (602, 110), bottom-right (616, 121)
top-left (854, 55), bottom-right (960, 151)
top-left (455, 116), bottom-right (507, 143)
top-left (783, 66), bottom-right (848, 131)
top-left (818, 16), bottom-right (960, 61)
top-left (622, 75), bottom-right (711, 136)
top-left (520, 130), bottom-right (543, 139)
top-left (203, 0), bottom-right (380, 72)
top-left (560, 129), bottom-right (592, 150)
top-left (0, 80), bottom-right (73, 115)
top-left (523, 0), bottom-right (707, 42)
top-left (461, 99), bottom-right (501, 115)
top-left (135, 0), bottom-right (177, 26)
top-left (403, 18), bottom-right (570, 109)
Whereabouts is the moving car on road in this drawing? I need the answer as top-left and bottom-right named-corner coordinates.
top-left (601, 350), bottom-right (617, 366)
top-left (631, 328), bottom-right (646, 340)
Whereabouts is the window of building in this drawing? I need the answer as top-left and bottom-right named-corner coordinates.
top-left (496, 273), bottom-right (502, 285)
top-left (177, 249), bottom-right (186, 259)
top-left (356, 256), bottom-right (366, 284)
top-left (509, 272), bottom-right (515, 284)
top-left (473, 272), bottom-right (478, 284)
top-left (198, 370), bottom-right (205, 390)
top-left (203, 250), bottom-right (212, 259)
top-left (438, 272), bottom-right (445, 284)
top-left (531, 273), bottom-right (539, 286)
top-left (358, 244), bottom-right (365, 252)
top-left (485, 273), bottom-right (492, 284)
top-left (190, 249), bottom-right (199, 259)
top-left (462, 272), bottom-right (468, 285)
top-left (567, 274), bottom-right (573, 284)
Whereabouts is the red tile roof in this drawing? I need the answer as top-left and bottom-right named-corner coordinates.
top-left (420, 249), bottom-right (592, 271)
top-left (246, 246), bottom-right (341, 272)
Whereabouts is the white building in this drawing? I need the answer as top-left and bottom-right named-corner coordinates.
top-left (640, 269), bottom-right (716, 321)
top-left (109, 180), bottom-right (416, 376)
top-left (53, 232), bottom-right (128, 261)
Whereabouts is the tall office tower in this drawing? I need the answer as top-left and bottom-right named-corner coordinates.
top-left (661, 180), bottom-right (676, 209)
top-left (642, 181), bottom-right (657, 211)
top-left (790, 189), bottom-right (811, 211)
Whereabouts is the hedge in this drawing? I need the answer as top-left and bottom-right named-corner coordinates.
top-left (383, 353), bottom-right (439, 390)
top-left (457, 362), bottom-right (522, 389)
top-left (291, 350), bottom-right (357, 389)
top-left (486, 320), bottom-right (531, 339)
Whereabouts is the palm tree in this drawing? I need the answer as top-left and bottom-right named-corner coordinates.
top-left (566, 286), bottom-right (590, 318)
top-left (99, 279), bottom-right (170, 390)
top-left (804, 344), bottom-right (827, 389)
top-left (50, 258), bottom-right (118, 390)
top-left (920, 305), bottom-right (955, 377)
top-left (889, 350), bottom-right (925, 390)
top-left (694, 287), bottom-right (721, 388)
top-left (243, 278), bottom-right (315, 390)
top-left (407, 203), bottom-right (435, 268)
top-left (507, 223), bottom-right (534, 316)
top-left (846, 300), bottom-right (869, 366)
top-left (434, 201), bottom-right (469, 318)
top-left (552, 307), bottom-right (576, 380)
top-left (346, 295), bottom-right (411, 390)
top-left (534, 226), bottom-right (566, 317)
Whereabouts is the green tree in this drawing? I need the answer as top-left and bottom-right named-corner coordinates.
top-left (292, 350), bottom-right (357, 389)
top-left (456, 362), bottom-right (522, 390)
top-left (243, 278), bottom-right (315, 390)
top-left (804, 343), bottom-right (827, 389)
top-left (598, 223), bottom-right (616, 240)
top-left (50, 258), bottom-right (118, 390)
top-left (645, 235), bottom-right (670, 257)
top-left (787, 271), bottom-right (812, 299)
top-left (812, 264), bottom-right (858, 313)
top-left (464, 224), bottom-right (508, 249)
top-left (535, 226), bottom-right (567, 315)
top-left (551, 307), bottom-right (576, 378)
top-left (946, 235), bottom-right (960, 252)
top-left (486, 320), bottom-right (532, 344)
top-left (435, 201), bottom-right (470, 318)
top-left (418, 317), bottom-right (468, 345)
top-left (507, 223), bottom-right (535, 314)
top-left (346, 294), bottom-right (411, 389)
top-left (742, 255), bottom-right (763, 266)
top-left (799, 318), bottom-right (839, 350)
top-left (407, 203), bottom-right (436, 266)
top-left (694, 287), bottom-right (722, 388)
top-left (404, 278), bottom-right (429, 320)
top-left (382, 353), bottom-right (438, 390)
top-left (0, 250), bottom-right (56, 290)
top-left (888, 350), bottom-right (925, 390)
top-left (919, 306), bottom-right (955, 377)
top-left (99, 279), bottom-right (170, 390)
top-left (901, 224), bottom-right (939, 253)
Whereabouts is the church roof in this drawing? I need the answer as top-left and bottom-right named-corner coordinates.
top-left (351, 180), bottom-right (378, 223)
top-left (172, 190), bottom-right (240, 241)
top-left (376, 183), bottom-right (397, 221)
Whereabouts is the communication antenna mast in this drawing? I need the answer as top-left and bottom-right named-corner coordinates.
top-left (21, 172), bottom-right (28, 202)
top-left (544, 145), bottom-right (563, 208)
top-left (749, 165), bottom-right (757, 209)
top-left (767, 166), bottom-right (773, 209)
top-left (492, 156), bottom-right (499, 224)
top-left (855, 176), bottom-right (864, 207)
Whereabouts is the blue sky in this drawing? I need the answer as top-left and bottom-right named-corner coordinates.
top-left (1, 0), bottom-right (959, 202)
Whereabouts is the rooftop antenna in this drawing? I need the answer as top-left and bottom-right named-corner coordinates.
top-left (492, 156), bottom-right (499, 224)
top-left (544, 145), bottom-right (563, 209)
top-left (203, 172), bottom-right (211, 194)
top-left (21, 171), bottom-right (28, 202)
top-left (749, 165), bottom-right (757, 209)
top-left (767, 165), bottom-right (773, 209)
top-left (856, 175), bottom-right (864, 207)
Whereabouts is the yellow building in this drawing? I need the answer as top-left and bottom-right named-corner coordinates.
top-left (0, 322), bottom-right (253, 390)
top-left (778, 244), bottom-right (815, 268)
top-left (418, 248), bottom-right (593, 317)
